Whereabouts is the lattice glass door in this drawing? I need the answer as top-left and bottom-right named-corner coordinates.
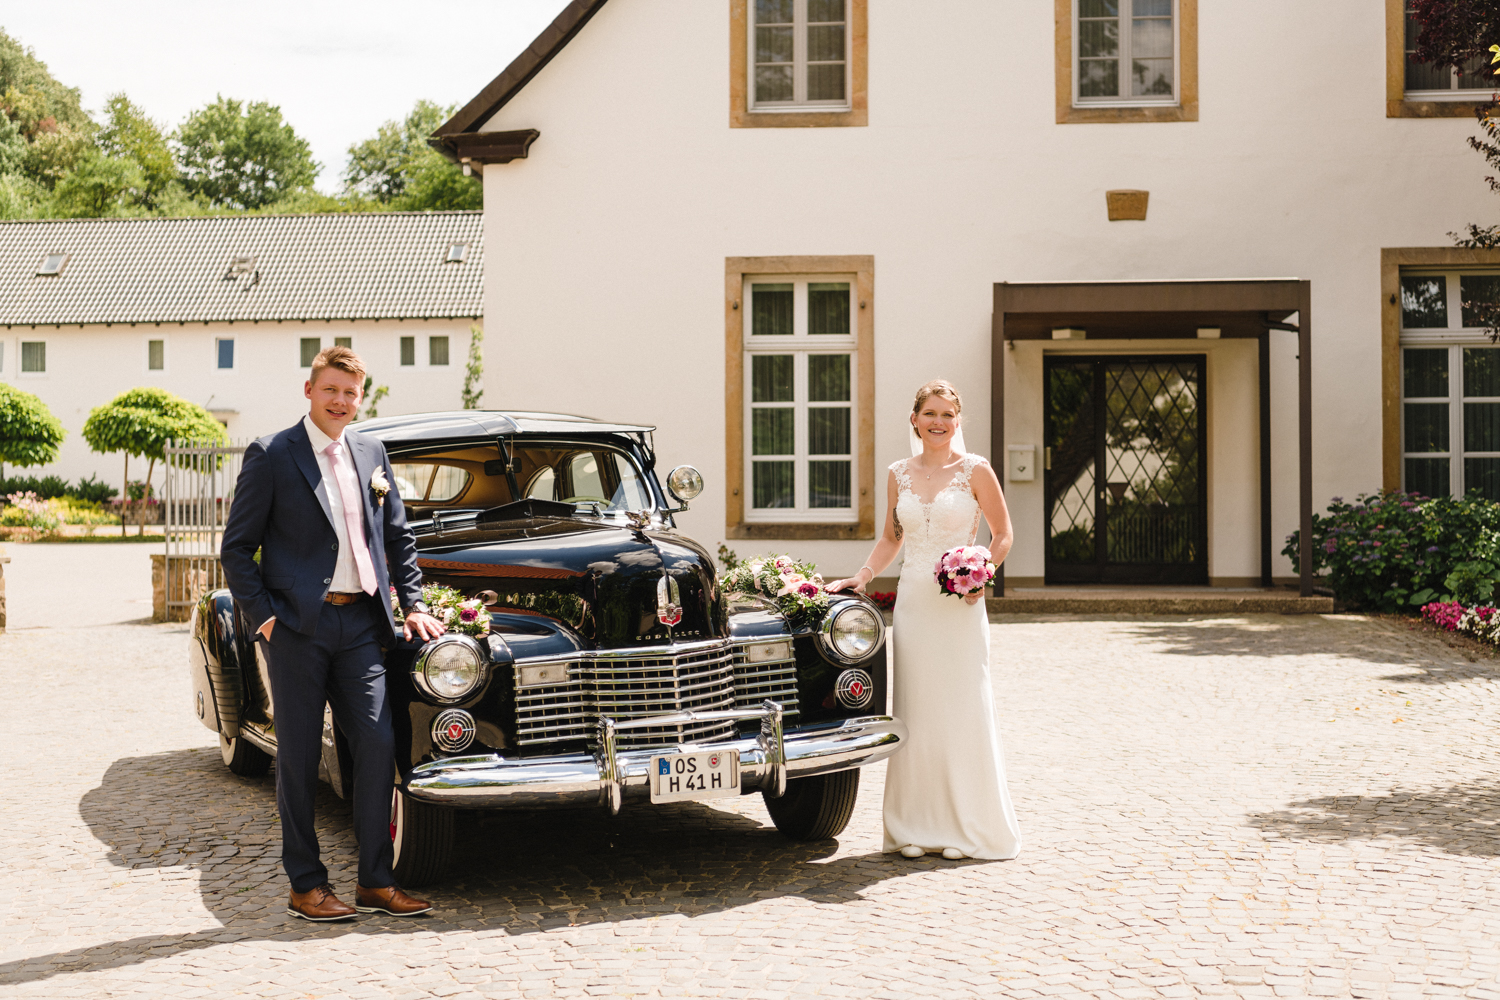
top-left (1044, 356), bottom-right (1208, 584)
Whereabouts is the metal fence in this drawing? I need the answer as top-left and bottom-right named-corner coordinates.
top-left (162, 439), bottom-right (248, 620)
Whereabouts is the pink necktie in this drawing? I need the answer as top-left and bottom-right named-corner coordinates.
top-left (325, 440), bottom-right (378, 595)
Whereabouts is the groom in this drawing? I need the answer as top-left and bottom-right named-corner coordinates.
top-left (221, 346), bottom-right (444, 921)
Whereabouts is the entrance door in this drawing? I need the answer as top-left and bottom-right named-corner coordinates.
top-left (1044, 356), bottom-right (1208, 585)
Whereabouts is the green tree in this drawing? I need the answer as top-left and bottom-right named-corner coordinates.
top-left (175, 96), bottom-right (318, 210)
top-left (82, 388), bottom-right (227, 534)
top-left (97, 93), bottom-right (176, 208)
top-left (0, 382), bottom-right (65, 478)
top-left (0, 29), bottom-right (91, 137)
top-left (50, 150), bottom-right (146, 218)
top-left (461, 324), bottom-right (484, 409)
top-left (343, 99), bottom-right (480, 211)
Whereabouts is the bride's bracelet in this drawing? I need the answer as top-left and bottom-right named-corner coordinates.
top-left (856, 566), bottom-right (874, 583)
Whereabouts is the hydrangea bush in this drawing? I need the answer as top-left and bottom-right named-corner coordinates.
top-left (0, 491), bottom-right (61, 537)
top-left (1282, 490), bottom-right (1500, 612)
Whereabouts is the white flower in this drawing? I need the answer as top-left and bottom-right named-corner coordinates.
top-left (370, 467), bottom-right (391, 496)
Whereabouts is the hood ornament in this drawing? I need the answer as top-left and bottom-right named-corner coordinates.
top-left (656, 574), bottom-right (683, 627)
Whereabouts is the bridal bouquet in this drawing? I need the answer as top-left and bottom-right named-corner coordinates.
top-left (391, 583), bottom-right (492, 637)
top-left (934, 545), bottom-right (997, 599)
top-left (720, 552), bottom-right (830, 621)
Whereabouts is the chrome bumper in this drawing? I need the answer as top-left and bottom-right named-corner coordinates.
top-left (405, 704), bottom-right (907, 811)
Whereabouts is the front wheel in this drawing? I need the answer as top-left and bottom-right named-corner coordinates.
top-left (219, 730), bottom-right (271, 778)
top-left (763, 768), bottom-right (860, 841)
top-left (390, 785), bottom-right (454, 887)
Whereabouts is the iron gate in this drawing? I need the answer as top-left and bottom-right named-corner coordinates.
top-left (162, 439), bottom-right (247, 621)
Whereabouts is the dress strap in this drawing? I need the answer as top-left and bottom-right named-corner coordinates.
top-left (890, 458), bottom-right (913, 495)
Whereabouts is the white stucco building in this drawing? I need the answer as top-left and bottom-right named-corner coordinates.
top-left (431, 0), bottom-right (1499, 592)
top-left (0, 212), bottom-right (483, 492)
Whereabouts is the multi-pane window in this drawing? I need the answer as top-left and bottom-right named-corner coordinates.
top-left (752, 0), bottom-right (848, 109)
top-left (745, 276), bottom-right (856, 521)
top-left (400, 336), bottom-right (415, 366)
top-left (20, 341), bottom-right (44, 373)
top-left (1404, 5), bottom-right (1490, 95)
top-left (429, 336), bottom-right (450, 366)
top-left (1076, 0), bottom-right (1176, 105)
top-left (147, 339), bottom-right (164, 370)
top-left (216, 338), bottom-right (234, 370)
top-left (1400, 270), bottom-right (1500, 500)
top-left (300, 338), bottom-right (320, 367)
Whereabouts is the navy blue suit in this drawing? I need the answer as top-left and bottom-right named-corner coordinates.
top-left (220, 419), bottom-right (424, 892)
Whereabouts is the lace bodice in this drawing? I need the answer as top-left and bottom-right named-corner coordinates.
top-left (894, 454), bottom-right (986, 578)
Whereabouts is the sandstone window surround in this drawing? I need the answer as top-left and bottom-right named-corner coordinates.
top-left (1384, 248), bottom-right (1500, 498)
top-left (1055, 0), bottom-right (1198, 124)
top-left (725, 256), bottom-right (875, 540)
top-left (1387, 0), bottom-right (1496, 119)
top-left (730, 0), bottom-right (868, 128)
top-left (1374, 248), bottom-right (1500, 491)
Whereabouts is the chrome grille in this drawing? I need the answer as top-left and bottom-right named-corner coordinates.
top-left (733, 648), bottom-right (799, 719)
top-left (515, 644), bottom-right (739, 750)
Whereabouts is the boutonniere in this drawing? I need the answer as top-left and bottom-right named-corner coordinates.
top-left (370, 467), bottom-right (391, 507)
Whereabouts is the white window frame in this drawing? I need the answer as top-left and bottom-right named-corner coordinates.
top-left (399, 335), bottom-right (416, 367)
top-left (18, 339), bottom-right (46, 377)
top-left (742, 274), bottom-right (858, 524)
top-left (749, 0), bottom-right (851, 112)
top-left (1403, 4), bottom-right (1494, 101)
top-left (215, 337), bottom-right (235, 371)
top-left (300, 336), bottom-right (321, 369)
top-left (428, 335), bottom-right (451, 367)
top-left (145, 335), bottom-right (167, 374)
top-left (1399, 268), bottom-right (1500, 498)
top-left (1072, 0), bottom-right (1180, 109)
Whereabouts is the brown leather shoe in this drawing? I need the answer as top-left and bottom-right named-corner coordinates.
top-left (355, 884), bottom-right (433, 916)
top-left (287, 883), bottom-right (358, 922)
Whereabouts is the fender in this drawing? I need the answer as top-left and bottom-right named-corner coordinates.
top-left (193, 589), bottom-right (245, 739)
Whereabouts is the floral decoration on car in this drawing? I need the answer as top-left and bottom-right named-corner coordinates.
top-left (391, 584), bottom-right (490, 636)
top-left (720, 550), bottom-right (829, 622)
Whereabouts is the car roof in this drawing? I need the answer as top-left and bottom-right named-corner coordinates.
top-left (354, 410), bottom-right (655, 446)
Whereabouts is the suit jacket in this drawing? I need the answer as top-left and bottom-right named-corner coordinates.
top-left (220, 420), bottom-right (423, 644)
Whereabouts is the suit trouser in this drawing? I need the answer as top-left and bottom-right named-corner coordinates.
top-left (261, 598), bottom-right (396, 893)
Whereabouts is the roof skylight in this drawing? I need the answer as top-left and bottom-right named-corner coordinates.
top-left (36, 253), bottom-right (69, 276)
top-left (444, 243), bottom-right (468, 264)
top-left (225, 255), bottom-right (256, 278)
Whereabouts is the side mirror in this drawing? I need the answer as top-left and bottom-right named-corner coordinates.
top-left (665, 465), bottom-right (705, 507)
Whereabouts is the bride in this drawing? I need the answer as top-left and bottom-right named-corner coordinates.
top-left (827, 379), bottom-right (1023, 861)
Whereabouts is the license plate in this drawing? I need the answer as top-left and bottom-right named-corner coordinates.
top-left (649, 750), bottom-right (740, 803)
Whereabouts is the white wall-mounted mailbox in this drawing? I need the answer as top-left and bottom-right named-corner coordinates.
top-left (1007, 444), bottom-right (1036, 482)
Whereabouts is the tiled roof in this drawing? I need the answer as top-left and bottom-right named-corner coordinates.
top-left (0, 211), bottom-right (483, 326)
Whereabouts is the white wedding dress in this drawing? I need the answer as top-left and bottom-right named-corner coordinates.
top-left (883, 454), bottom-right (1023, 859)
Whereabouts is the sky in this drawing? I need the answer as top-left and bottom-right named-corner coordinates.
top-left (1, 0), bottom-right (574, 192)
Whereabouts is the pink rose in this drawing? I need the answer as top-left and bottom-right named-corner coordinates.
top-left (797, 582), bottom-right (819, 598)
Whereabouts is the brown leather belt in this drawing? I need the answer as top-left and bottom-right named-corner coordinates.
top-left (324, 592), bottom-right (365, 606)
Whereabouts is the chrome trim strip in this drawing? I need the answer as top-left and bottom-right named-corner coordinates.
top-left (405, 714), bottom-right (908, 810)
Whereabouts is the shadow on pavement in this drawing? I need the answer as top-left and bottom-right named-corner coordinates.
top-left (1120, 616), bottom-right (1500, 679)
top-left (1247, 783), bottom-right (1500, 856)
top-left (0, 747), bottom-right (959, 986)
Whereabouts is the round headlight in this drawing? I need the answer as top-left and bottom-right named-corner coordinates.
top-left (414, 636), bottom-right (486, 703)
top-left (666, 465), bottom-right (705, 503)
top-left (822, 602), bottom-right (883, 662)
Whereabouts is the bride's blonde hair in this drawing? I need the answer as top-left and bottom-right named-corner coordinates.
top-left (911, 379), bottom-right (962, 438)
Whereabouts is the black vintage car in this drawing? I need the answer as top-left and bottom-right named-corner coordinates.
top-left (188, 410), bottom-right (906, 884)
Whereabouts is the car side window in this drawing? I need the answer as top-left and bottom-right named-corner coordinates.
top-left (526, 466), bottom-right (556, 501)
top-left (390, 462), bottom-right (470, 502)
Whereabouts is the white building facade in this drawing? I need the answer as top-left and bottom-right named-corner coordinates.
top-left (0, 212), bottom-right (484, 491)
top-left (433, 0), bottom-right (1500, 590)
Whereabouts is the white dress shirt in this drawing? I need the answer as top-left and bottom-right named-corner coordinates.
top-left (303, 414), bottom-right (369, 594)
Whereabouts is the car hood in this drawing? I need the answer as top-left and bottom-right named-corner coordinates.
top-left (413, 519), bottom-right (728, 651)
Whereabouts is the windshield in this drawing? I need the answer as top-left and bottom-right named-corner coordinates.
top-left (390, 441), bottom-right (654, 517)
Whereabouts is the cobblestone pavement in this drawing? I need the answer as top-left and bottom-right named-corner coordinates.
top-left (3, 552), bottom-right (1500, 998)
